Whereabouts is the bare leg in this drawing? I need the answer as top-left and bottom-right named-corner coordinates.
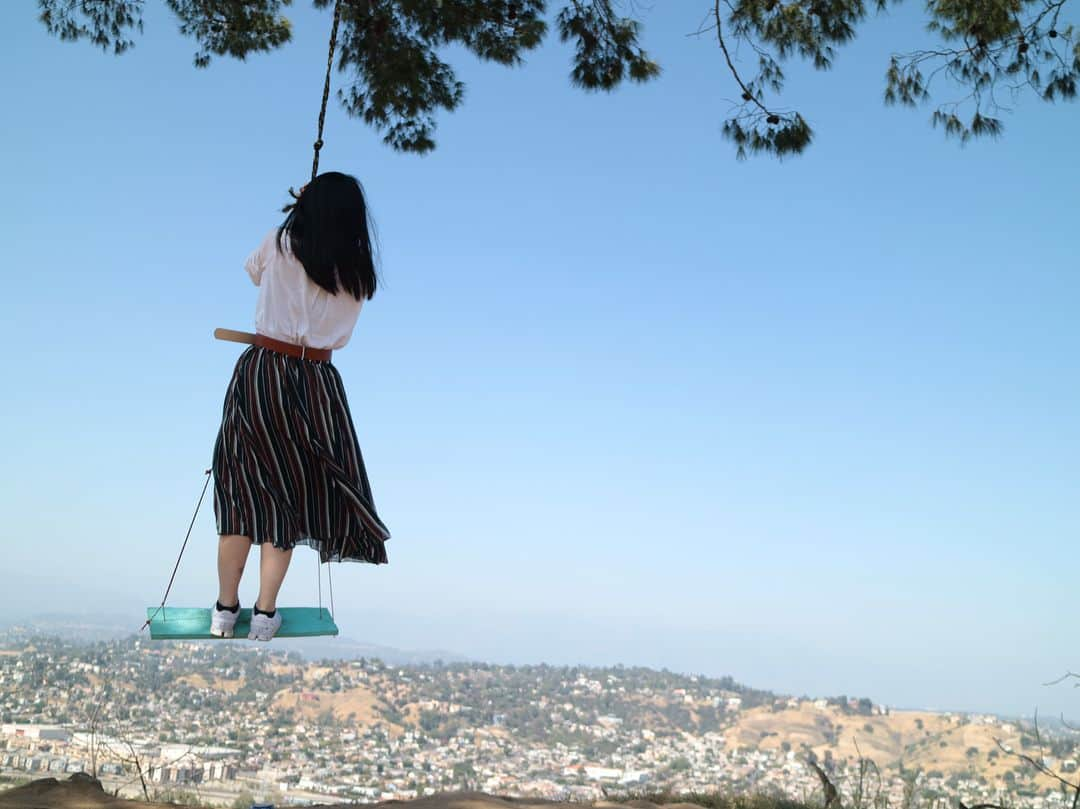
top-left (255, 543), bottom-right (293, 612)
top-left (217, 534), bottom-right (252, 606)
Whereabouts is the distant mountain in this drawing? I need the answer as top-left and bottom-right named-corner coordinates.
top-left (0, 613), bottom-right (136, 643)
top-left (0, 612), bottom-right (468, 665)
top-left (270, 635), bottom-right (471, 665)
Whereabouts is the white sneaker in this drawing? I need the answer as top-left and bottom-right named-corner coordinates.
top-left (209, 603), bottom-right (240, 638)
top-left (248, 609), bottom-right (282, 641)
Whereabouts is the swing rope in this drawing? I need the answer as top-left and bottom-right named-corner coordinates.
top-left (142, 469), bottom-right (213, 633)
top-left (328, 559), bottom-right (336, 619)
top-left (310, 0), bottom-right (343, 183)
top-left (316, 555), bottom-right (337, 621)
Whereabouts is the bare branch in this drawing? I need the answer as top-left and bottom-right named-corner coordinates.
top-left (1044, 672), bottom-right (1080, 687)
top-left (994, 732), bottom-right (1080, 795)
top-left (808, 756), bottom-right (842, 809)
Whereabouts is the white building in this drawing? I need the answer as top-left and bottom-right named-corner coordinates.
top-left (1, 724), bottom-right (70, 741)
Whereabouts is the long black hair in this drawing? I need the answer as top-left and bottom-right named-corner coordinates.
top-left (278, 171), bottom-right (378, 300)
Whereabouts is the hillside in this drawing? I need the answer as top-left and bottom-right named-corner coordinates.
top-left (724, 703), bottom-right (1026, 774)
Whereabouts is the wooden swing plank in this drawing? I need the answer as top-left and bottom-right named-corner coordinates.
top-left (145, 607), bottom-right (338, 640)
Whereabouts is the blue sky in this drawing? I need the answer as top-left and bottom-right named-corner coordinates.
top-left (1, 3), bottom-right (1077, 719)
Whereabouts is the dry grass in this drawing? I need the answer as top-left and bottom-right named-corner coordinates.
top-left (270, 682), bottom-right (402, 734)
top-left (175, 673), bottom-right (212, 690)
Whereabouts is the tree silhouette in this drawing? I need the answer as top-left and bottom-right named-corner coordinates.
top-left (37, 0), bottom-right (1079, 157)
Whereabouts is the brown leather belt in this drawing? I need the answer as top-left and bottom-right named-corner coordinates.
top-left (253, 333), bottom-right (333, 362)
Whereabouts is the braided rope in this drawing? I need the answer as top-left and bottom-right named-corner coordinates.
top-left (311, 0), bottom-right (344, 182)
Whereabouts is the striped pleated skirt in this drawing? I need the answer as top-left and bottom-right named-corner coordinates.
top-left (212, 345), bottom-right (390, 564)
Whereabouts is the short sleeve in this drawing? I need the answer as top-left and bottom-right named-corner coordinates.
top-left (244, 230), bottom-right (277, 286)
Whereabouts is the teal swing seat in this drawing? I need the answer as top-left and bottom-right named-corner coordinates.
top-left (145, 607), bottom-right (338, 640)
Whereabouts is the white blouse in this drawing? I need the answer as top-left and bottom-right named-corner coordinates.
top-left (245, 229), bottom-right (364, 350)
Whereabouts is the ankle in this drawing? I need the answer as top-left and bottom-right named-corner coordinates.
top-left (216, 600), bottom-right (240, 613)
top-left (254, 603), bottom-right (277, 618)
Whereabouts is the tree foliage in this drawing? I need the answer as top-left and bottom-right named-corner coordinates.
top-left (37, 0), bottom-right (1079, 157)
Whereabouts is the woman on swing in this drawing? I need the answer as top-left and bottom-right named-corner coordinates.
top-left (210, 171), bottom-right (390, 641)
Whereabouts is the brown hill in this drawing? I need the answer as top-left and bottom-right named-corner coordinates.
top-left (271, 682), bottom-right (396, 731)
top-left (723, 703), bottom-right (1051, 789)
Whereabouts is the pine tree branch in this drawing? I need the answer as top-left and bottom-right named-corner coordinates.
top-left (714, 1), bottom-right (770, 116)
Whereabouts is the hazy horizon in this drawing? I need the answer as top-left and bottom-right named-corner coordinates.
top-left (3, 606), bottom-right (1075, 722)
top-left (2, 4), bottom-right (1077, 728)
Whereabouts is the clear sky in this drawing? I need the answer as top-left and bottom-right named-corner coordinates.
top-left (2, 4), bottom-right (1077, 720)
